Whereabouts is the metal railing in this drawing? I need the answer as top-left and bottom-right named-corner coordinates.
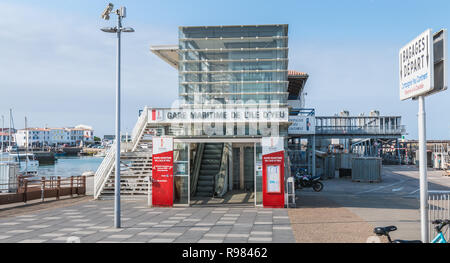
top-left (94, 142), bottom-right (116, 199)
top-left (0, 175), bottom-right (86, 205)
top-left (190, 143), bottom-right (204, 196)
top-left (131, 107), bottom-right (148, 152)
top-left (214, 143), bottom-right (229, 198)
top-left (315, 125), bottom-right (406, 135)
top-left (428, 191), bottom-right (450, 242)
top-left (315, 115), bottom-right (405, 136)
top-left (94, 107), bottom-right (150, 199)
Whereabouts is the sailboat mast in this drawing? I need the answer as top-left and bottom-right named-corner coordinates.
top-left (8, 109), bottom-right (12, 149)
top-left (1, 115), bottom-right (4, 152)
top-left (25, 116), bottom-right (28, 175)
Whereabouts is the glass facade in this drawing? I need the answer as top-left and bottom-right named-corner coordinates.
top-left (178, 25), bottom-right (289, 106)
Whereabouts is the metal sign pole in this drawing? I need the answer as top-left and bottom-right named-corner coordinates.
top-left (1, 115), bottom-right (4, 152)
top-left (100, 5), bottom-right (133, 227)
top-left (418, 95), bottom-right (428, 243)
top-left (312, 135), bottom-right (316, 178)
top-left (114, 14), bottom-right (122, 229)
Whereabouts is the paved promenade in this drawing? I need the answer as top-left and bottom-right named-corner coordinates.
top-left (1, 166), bottom-right (447, 243)
top-left (0, 200), bottom-right (295, 243)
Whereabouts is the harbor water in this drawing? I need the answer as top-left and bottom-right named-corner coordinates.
top-left (37, 156), bottom-right (103, 178)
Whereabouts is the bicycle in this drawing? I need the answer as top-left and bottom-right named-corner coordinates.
top-left (430, 219), bottom-right (449, 243)
top-left (373, 219), bottom-right (449, 243)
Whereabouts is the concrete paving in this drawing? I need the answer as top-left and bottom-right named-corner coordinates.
top-left (289, 195), bottom-right (375, 243)
top-left (0, 200), bottom-right (295, 243)
top-left (297, 165), bottom-right (450, 241)
top-left (0, 165), bottom-right (448, 243)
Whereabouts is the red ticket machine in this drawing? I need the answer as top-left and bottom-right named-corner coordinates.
top-left (262, 137), bottom-right (285, 208)
top-left (152, 137), bottom-right (174, 207)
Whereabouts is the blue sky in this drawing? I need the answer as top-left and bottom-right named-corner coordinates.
top-left (0, 0), bottom-right (449, 139)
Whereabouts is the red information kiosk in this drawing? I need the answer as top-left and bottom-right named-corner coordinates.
top-left (261, 137), bottom-right (285, 208)
top-left (152, 137), bottom-right (174, 207)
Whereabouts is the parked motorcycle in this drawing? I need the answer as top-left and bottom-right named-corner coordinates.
top-left (294, 172), bottom-right (324, 192)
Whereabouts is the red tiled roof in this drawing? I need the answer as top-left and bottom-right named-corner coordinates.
top-left (25, 128), bottom-right (50, 131)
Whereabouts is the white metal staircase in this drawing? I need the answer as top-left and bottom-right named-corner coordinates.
top-left (94, 108), bottom-right (154, 200)
top-left (97, 152), bottom-right (152, 199)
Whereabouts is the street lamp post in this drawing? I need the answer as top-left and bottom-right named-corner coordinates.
top-left (100, 3), bottom-right (134, 229)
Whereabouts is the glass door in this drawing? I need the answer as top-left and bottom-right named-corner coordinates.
top-left (173, 142), bottom-right (189, 206)
top-left (255, 142), bottom-right (263, 206)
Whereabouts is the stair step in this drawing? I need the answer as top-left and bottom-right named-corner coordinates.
top-left (202, 155), bottom-right (222, 160)
top-left (199, 171), bottom-right (218, 176)
top-left (197, 180), bottom-right (213, 186)
top-left (196, 186), bottom-right (213, 193)
top-left (203, 149), bottom-right (223, 155)
top-left (195, 192), bottom-right (213, 197)
top-left (202, 153), bottom-right (222, 158)
top-left (204, 144), bottom-right (223, 149)
top-left (199, 168), bottom-right (220, 172)
top-left (198, 175), bottom-right (214, 182)
top-left (201, 159), bottom-right (221, 164)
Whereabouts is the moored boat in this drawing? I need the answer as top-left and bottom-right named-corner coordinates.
top-left (0, 152), bottom-right (39, 176)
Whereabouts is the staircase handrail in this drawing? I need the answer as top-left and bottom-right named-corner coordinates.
top-left (214, 143), bottom-right (229, 197)
top-left (94, 142), bottom-right (116, 199)
top-left (131, 107), bottom-right (149, 152)
top-left (190, 143), bottom-right (205, 196)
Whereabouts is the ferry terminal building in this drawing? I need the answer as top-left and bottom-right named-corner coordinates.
top-left (94, 24), bottom-right (404, 208)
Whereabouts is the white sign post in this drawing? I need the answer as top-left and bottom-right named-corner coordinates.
top-left (399, 28), bottom-right (447, 243)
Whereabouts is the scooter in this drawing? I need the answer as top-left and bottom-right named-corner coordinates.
top-left (294, 172), bottom-right (324, 192)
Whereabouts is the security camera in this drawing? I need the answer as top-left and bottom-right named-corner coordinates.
top-left (119, 6), bottom-right (126, 18)
top-left (101, 3), bottom-right (114, 20)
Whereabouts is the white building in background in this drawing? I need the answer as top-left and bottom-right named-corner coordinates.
top-left (15, 125), bottom-right (94, 147)
top-left (15, 128), bottom-right (50, 147)
top-left (49, 128), bottom-right (70, 146)
top-left (0, 131), bottom-right (15, 148)
top-left (74, 124), bottom-right (94, 144)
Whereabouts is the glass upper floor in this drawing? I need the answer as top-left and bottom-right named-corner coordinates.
top-left (178, 25), bottom-right (289, 106)
top-left (179, 24), bottom-right (288, 39)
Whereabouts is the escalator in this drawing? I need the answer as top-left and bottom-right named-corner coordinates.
top-left (195, 143), bottom-right (224, 197)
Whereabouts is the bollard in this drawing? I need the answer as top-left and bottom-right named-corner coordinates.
top-left (41, 177), bottom-right (46, 202)
top-left (16, 175), bottom-right (22, 194)
top-left (23, 180), bottom-right (28, 203)
top-left (70, 176), bottom-right (74, 197)
top-left (57, 176), bottom-right (61, 200)
top-left (75, 176), bottom-right (79, 195)
top-left (82, 176), bottom-right (86, 195)
top-left (147, 176), bottom-right (151, 207)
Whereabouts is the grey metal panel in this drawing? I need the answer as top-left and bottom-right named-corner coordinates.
top-left (244, 146), bottom-right (255, 190)
top-left (232, 147), bottom-right (240, 189)
top-left (340, 153), bottom-right (353, 169)
top-left (351, 157), bottom-right (382, 183)
top-left (324, 156), bottom-right (336, 179)
top-left (0, 163), bottom-right (19, 192)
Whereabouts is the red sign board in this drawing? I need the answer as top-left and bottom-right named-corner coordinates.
top-left (152, 137), bottom-right (173, 207)
top-left (262, 137), bottom-right (285, 208)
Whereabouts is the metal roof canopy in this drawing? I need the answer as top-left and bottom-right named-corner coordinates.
top-left (150, 45), bottom-right (179, 69)
top-left (288, 71), bottom-right (309, 99)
